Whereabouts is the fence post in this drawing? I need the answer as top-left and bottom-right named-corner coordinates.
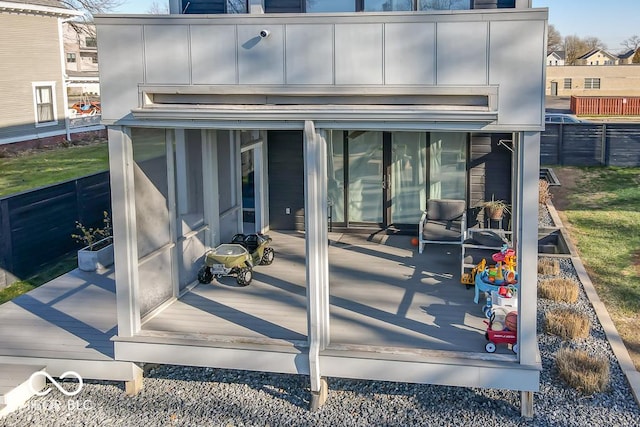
top-left (0, 199), bottom-right (14, 281)
top-left (601, 123), bottom-right (609, 166)
top-left (558, 123), bottom-right (564, 165)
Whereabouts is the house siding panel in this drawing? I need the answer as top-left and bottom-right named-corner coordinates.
top-left (237, 25), bottom-right (285, 84)
top-left (97, 25), bottom-right (145, 121)
top-left (489, 20), bottom-right (545, 125)
top-left (384, 23), bottom-right (435, 85)
top-left (437, 21), bottom-right (488, 85)
top-left (469, 134), bottom-right (512, 227)
top-left (0, 13), bottom-right (66, 141)
top-left (335, 24), bottom-right (383, 85)
top-left (191, 25), bottom-right (238, 84)
top-left (267, 131), bottom-right (304, 231)
top-left (144, 25), bottom-right (191, 84)
top-left (285, 24), bottom-right (334, 85)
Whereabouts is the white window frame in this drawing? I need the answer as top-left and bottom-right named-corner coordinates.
top-left (32, 81), bottom-right (58, 127)
top-left (584, 78), bottom-right (601, 89)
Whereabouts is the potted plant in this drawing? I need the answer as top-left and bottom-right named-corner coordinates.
top-left (72, 211), bottom-right (113, 272)
top-left (482, 196), bottom-right (511, 220)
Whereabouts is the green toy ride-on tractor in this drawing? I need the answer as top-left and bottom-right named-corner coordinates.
top-left (197, 233), bottom-right (274, 286)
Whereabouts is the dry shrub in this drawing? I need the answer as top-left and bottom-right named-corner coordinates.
top-left (545, 308), bottom-right (590, 340)
top-left (538, 277), bottom-right (579, 303)
top-left (538, 258), bottom-right (561, 276)
top-left (556, 347), bottom-right (609, 394)
top-left (539, 179), bottom-right (553, 205)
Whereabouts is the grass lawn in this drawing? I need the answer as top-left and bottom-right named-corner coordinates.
top-left (0, 141), bottom-right (109, 197)
top-left (551, 166), bottom-right (640, 369)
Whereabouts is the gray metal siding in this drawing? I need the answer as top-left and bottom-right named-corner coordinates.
top-left (267, 130), bottom-right (304, 231)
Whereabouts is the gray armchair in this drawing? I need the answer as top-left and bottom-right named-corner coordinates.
top-left (418, 199), bottom-right (466, 254)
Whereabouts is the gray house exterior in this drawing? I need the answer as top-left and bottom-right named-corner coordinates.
top-left (96, 0), bottom-right (546, 415)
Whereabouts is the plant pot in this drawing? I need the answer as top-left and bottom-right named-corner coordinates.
top-left (485, 207), bottom-right (504, 220)
top-left (77, 237), bottom-right (114, 272)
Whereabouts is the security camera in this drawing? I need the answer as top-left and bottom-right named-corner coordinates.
top-left (259, 29), bottom-right (270, 39)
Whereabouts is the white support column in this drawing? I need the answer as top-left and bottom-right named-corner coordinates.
top-left (515, 131), bottom-right (541, 417)
top-left (166, 130), bottom-right (179, 298)
top-left (304, 121), bottom-right (330, 410)
top-left (202, 130), bottom-right (220, 247)
top-left (248, 0), bottom-right (265, 14)
top-left (108, 126), bottom-right (140, 337)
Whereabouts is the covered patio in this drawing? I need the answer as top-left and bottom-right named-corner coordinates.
top-left (139, 231), bottom-right (506, 357)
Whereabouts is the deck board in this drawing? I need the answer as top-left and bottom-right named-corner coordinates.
top-left (143, 231), bottom-right (500, 355)
top-left (0, 269), bottom-right (118, 362)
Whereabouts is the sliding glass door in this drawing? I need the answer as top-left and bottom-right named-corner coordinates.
top-left (327, 130), bottom-right (466, 230)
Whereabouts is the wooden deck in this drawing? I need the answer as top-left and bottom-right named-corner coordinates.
top-left (142, 231), bottom-right (496, 355)
top-left (0, 269), bottom-right (139, 381)
top-left (0, 229), bottom-right (510, 386)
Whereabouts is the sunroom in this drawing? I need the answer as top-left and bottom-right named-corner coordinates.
top-left (97, 7), bottom-right (545, 414)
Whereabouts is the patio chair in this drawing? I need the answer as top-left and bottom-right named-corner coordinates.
top-left (418, 199), bottom-right (466, 254)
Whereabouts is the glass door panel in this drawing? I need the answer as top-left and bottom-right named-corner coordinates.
top-left (348, 131), bottom-right (383, 223)
top-left (327, 130), bottom-right (345, 223)
top-left (390, 132), bottom-right (427, 224)
top-left (429, 132), bottom-right (467, 200)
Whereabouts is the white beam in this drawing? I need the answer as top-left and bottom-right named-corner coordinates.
top-left (515, 131), bottom-right (541, 415)
top-left (108, 126), bottom-right (140, 337)
top-left (202, 130), bottom-right (220, 247)
top-left (304, 121), bottom-right (330, 404)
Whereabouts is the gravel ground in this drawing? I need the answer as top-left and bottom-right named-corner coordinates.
top-left (1, 206), bottom-right (638, 426)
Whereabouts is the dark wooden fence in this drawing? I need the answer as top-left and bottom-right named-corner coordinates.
top-left (541, 123), bottom-right (640, 166)
top-left (0, 171), bottom-right (111, 286)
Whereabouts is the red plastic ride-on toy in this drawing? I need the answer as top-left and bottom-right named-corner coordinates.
top-left (484, 312), bottom-right (518, 354)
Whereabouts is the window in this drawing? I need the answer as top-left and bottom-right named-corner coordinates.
top-left (306, 0), bottom-right (471, 12)
top-left (419, 0), bottom-right (471, 10)
top-left (563, 78), bottom-right (572, 89)
top-left (92, 54), bottom-right (98, 64)
top-left (66, 53), bottom-right (76, 63)
top-left (364, 0), bottom-right (413, 11)
top-left (307, 0), bottom-right (354, 12)
top-left (584, 78), bottom-right (601, 89)
top-left (84, 37), bottom-right (97, 48)
top-left (33, 83), bottom-right (57, 125)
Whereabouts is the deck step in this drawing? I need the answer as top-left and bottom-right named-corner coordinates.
top-left (0, 364), bottom-right (46, 417)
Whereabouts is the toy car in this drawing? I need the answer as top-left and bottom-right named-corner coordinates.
top-left (198, 244), bottom-right (254, 286)
top-left (197, 234), bottom-right (274, 287)
top-left (484, 313), bottom-right (518, 354)
top-left (230, 233), bottom-right (274, 266)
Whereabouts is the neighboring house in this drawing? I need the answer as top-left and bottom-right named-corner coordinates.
top-left (63, 22), bottom-right (98, 74)
top-left (63, 23), bottom-right (100, 101)
top-left (546, 65), bottom-right (640, 96)
top-left (576, 48), bottom-right (618, 66)
top-left (547, 50), bottom-right (565, 66)
top-left (96, 0), bottom-right (545, 416)
top-left (0, 0), bottom-right (82, 146)
top-left (617, 48), bottom-right (639, 65)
